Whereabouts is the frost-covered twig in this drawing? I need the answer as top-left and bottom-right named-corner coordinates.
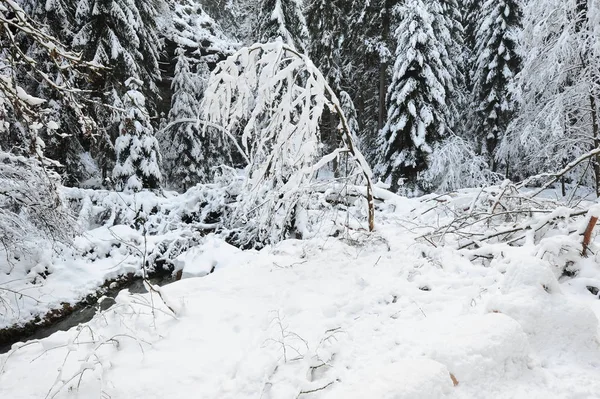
top-left (265, 310), bottom-right (308, 363)
top-left (517, 147), bottom-right (600, 198)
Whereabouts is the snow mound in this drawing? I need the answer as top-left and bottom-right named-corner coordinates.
top-left (330, 358), bottom-right (452, 399)
top-left (487, 259), bottom-right (600, 354)
top-left (174, 234), bottom-right (246, 278)
top-left (499, 257), bottom-right (562, 295)
top-left (397, 314), bottom-right (530, 383)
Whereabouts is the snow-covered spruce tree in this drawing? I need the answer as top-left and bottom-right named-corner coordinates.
top-left (72, 0), bottom-right (166, 182)
top-left (159, 47), bottom-right (209, 191)
top-left (14, 0), bottom-right (101, 186)
top-left (462, 0), bottom-right (481, 56)
top-left (0, 0), bottom-right (98, 153)
top-left (19, 0), bottom-right (77, 40)
top-left (0, 0), bottom-right (97, 259)
top-left (305, 0), bottom-right (353, 171)
top-left (376, 0), bottom-right (459, 193)
top-left (342, 0), bottom-right (400, 161)
top-left (166, 0), bottom-right (235, 58)
top-left (305, 0), bottom-right (348, 91)
top-left (202, 42), bottom-right (375, 247)
top-left (196, 0), bottom-right (240, 37)
top-left (72, 0), bottom-right (165, 99)
top-left (113, 78), bottom-right (162, 192)
top-left (470, 0), bottom-right (521, 172)
top-left (497, 0), bottom-right (600, 192)
top-left (158, 0), bottom-right (238, 190)
top-left (255, 0), bottom-right (309, 52)
top-left (438, 0), bottom-right (466, 118)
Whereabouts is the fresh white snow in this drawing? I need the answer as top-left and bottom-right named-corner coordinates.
top-left (2, 188), bottom-right (600, 398)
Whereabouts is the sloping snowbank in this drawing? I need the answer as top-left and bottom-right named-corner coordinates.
top-left (2, 221), bottom-right (600, 398)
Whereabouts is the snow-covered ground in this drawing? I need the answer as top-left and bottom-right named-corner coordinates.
top-left (2, 187), bottom-right (600, 398)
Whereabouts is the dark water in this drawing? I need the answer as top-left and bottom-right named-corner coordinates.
top-left (0, 276), bottom-right (174, 354)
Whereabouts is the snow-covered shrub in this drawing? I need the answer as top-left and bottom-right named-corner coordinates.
top-left (419, 135), bottom-right (500, 193)
top-left (201, 42), bottom-right (375, 247)
top-left (0, 150), bottom-right (76, 270)
top-left (61, 172), bottom-right (241, 271)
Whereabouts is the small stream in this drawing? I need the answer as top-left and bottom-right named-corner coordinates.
top-left (0, 275), bottom-right (174, 354)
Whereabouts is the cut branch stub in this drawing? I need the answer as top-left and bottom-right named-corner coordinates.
top-left (582, 216), bottom-right (598, 257)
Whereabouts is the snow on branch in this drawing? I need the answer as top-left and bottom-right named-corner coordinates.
top-left (0, 0), bottom-right (101, 139)
top-left (200, 42), bottom-right (375, 245)
top-left (0, 150), bottom-right (77, 268)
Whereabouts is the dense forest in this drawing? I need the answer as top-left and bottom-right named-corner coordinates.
top-left (3, 0), bottom-right (599, 196)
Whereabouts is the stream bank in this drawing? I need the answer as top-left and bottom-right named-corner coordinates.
top-left (0, 270), bottom-right (176, 354)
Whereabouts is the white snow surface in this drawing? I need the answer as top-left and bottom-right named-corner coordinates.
top-left (2, 188), bottom-right (600, 398)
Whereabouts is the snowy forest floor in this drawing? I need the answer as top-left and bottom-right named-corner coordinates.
top-left (2, 187), bottom-right (600, 398)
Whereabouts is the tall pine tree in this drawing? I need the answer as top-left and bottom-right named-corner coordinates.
top-left (113, 78), bottom-right (162, 192)
top-left (341, 0), bottom-right (400, 162)
top-left (72, 0), bottom-right (165, 100)
top-left (305, 0), bottom-right (348, 90)
top-left (471, 0), bottom-right (521, 172)
top-left (159, 46), bottom-right (209, 191)
top-left (376, 0), bottom-right (458, 192)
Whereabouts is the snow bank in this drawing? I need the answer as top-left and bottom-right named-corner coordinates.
top-left (174, 234), bottom-right (246, 278)
top-left (3, 186), bottom-right (600, 398)
top-left (394, 314), bottom-right (530, 384)
top-left (487, 258), bottom-right (600, 354)
top-left (331, 358), bottom-right (453, 399)
top-left (3, 232), bottom-right (600, 398)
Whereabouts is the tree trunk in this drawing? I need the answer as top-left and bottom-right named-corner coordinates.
top-left (591, 94), bottom-right (599, 197)
top-left (378, 62), bottom-right (387, 132)
top-left (331, 110), bottom-right (339, 177)
top-left (377, 1), bottom-right (392, 132)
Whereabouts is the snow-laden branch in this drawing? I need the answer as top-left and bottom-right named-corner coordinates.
top-left (517, 147), bottom-right (600, 197)
top-left (199, 42), bottom-right (375, 244)
top-left (0, 0), bottom-right (102, 139)
top-left (158, 118), bottom-right (250, 165)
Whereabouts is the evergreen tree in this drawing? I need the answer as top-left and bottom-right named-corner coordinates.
top-left (305, 0), bottom-right (348, 90)
top-left (20, 0), bottom-right (77, 40)
top-left (196, 0), bottom-right (239, 37)
top-left (462, 0), bottom-right (481, 55)
top-left (8, 0), bottom-right (99, 186)
top-left (471, 0), bottom-right (521, 171)
top-left (376, 0), bottom-right (457, 193)
top-left (72, 0), bottom-right (167, 184)
top-left (305, 0), bottom-right (350, 166)
top-left (159, 46), bottom-right (209, 191)
top-left (342, 0), bottom-right (400, 162)
top-left (72, 0), bottom-right (164, 99)
top-left (256, 0), bottom-right (309, 53)
top-left (167, 0), bottom-right (234, 61)
top-left (113, 78), bottom-right (162, 192)
top-left (157, 0), bottom-right (237, 190)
